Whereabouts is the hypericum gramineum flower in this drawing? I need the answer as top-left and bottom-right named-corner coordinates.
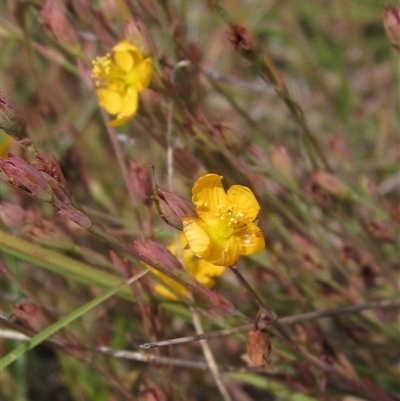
top-left (151, 233), bottom-right (226, 301)
top-left (182, 174), bottom-right (265, 266)
top-left (92, 40), bottom-right (153, 126)
top-left (0, 132), bottom-right (13, 157)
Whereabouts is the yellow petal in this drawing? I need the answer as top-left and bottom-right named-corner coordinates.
top-left (160, 232), bottom-right (225, 299)
top-left (235, 222), bottom-right (265, 256)
top-left (184, 252), bottom-right (226, 280)
top-left (171, 234), bottom-right (226, 278)
top-left (109, 114), bottom-right (133, 127)
top-left (97, 88), bottom-right (122, 114)
top-left (191, 174), bottom-right (226, 225)
top-left (120, 88), bottom-right (138, 116)
top-left (226, 185), bottom-right (260, 221)
top-left (135, 58), bottom-right (153, 91)
top-left (0, 134), bottom-right (13, 157)
top-left (114, 50), bottom-right (133, 73)
top-left (153, 284), bottom-right (179, 301)
top-left (194, 260), bottom-right (226, 279)
top-left (192, 174), bottom-right (225, 208)
top-left (151, 269), bottom-right (188, 301)
top-left (112, 39), bottom-right (138, 52)
top-left (205, 236), bottom-right (240, 266)
top-left (113, 41), bottom-right (143, 73)
top-left (182, 217), bottom-right (211, 258)
top-left (196, 276), bottom-right (216, 288)
top-left (107, 89), bottom-right (138, 126)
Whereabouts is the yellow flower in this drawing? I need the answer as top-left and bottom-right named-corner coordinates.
top-left (152, 233), bottom-right (226, 301)
top-left (92, 40), bottom-right (153, 126)
top-left (0, 132), bottom-right (13, 157)
top-left (182, 174), bottom-right (265, 266)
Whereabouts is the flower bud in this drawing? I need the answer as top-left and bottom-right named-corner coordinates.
top-left (28, 219), bottom-right (75, 250)
top-left (134, 239), bottom-right (183, 273)
top-left (228, 23), bottom-right (287, 94)
top-left (248, 144), bottom-right (268, 164)
top-left (0, 201), bottom-right (27, 230)
top-left (229, 23), bottom-right (257, 58)
top-left (328, 136), bottom-right (351, 170)
top-left (124, 18), bottom-right (156, 58)
top-left (36, 154), bottom-right (70, 197)
top-left (58, 207), bottom-right (92, 229)
top-left (13, 300), bottom-right (50, 332)
top-left (31, 154), bottom-right (72, 209)
top-left (383, 5), bottom-right (400, 52)
top-left (129, 160), bottom-right (153, 206)
top-left (270, 145), bottom-right (297, 187)
top-left (41, 0), bottom-right (81, 56)
top-left (13, 299), bottom-right (84, 358)
top-left (312, 171), bottom-right (351, 199)
top-left (152, 184), bottom-right (196, 230)
top-left (0, 92), bottom-right (28, 140)
top-left (0, 155), bottom-right (54, 202)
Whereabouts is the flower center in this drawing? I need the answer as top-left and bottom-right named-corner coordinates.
top-left (92, 54), bottom-right (126, 87)
top-left (213, 202), bottom-right (247, 238)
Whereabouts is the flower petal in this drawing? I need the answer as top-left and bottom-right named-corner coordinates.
top-left (135, 58), bottom-right (153, 91)
top-left (226, 185), bottom-right (260, 222)
top-left (184, 217), bottom-right (240, 265)
top-left (171, 233), bottom-right (226, 279)
top-left (113, 41), bottom-right (143, 72)
top-left (107, 89), bottom-right (138, 126)
top-left (120, 88), bottom-right (139, 116)
top-left (206, 236), bottom-right (240, 266)
top-left (109, 114), bottom-right (134, 127)
top-left (192, 259), bottom-right (226, 279)
top-left (191, 174), bottom-right (226, 225)
top-left (96, 88), bottom-right (122, 114)
top-left (112, 39), bottom-right (138, 53)
top-left (182, 217), bottom-right (211, 258)
top-left (192, 174), bottom-right (225, 209)
top-left (151, 270), bottom-right (187, 301)
top-left (235, 222), bottom-right (265, 255)
top-left (0, 134), bottom-right (13, 157)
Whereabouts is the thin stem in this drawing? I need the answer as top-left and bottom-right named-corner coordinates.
top-left (0, 258), bottom-right (41, 306)
top-left (100, 110), bottom-right (145, 235)
top-left (139, 297), bottom-right (400, 349)
top-left (228, 265), bottom-right (297, 345)
top-left (229, 265), bottom-right (273, 317)
top-left (0, 328), bottom-right (264, 374)
top-left (140, 325), bottom-right (249, 349)
top-left (279, 298), bottom-right (400, 326)
top-left (191, 307), bottom-right (233, 401)
top-left (166, 60), bottom-right (190, 188)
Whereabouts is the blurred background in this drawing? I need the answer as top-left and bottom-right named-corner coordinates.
top-left (1, 0), bottom-right (399, 400)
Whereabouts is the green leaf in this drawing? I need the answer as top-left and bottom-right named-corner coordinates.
top-left (0, 230), bottom-right (133, 300)
top-left (0, 270), bottom-right (148, 370)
